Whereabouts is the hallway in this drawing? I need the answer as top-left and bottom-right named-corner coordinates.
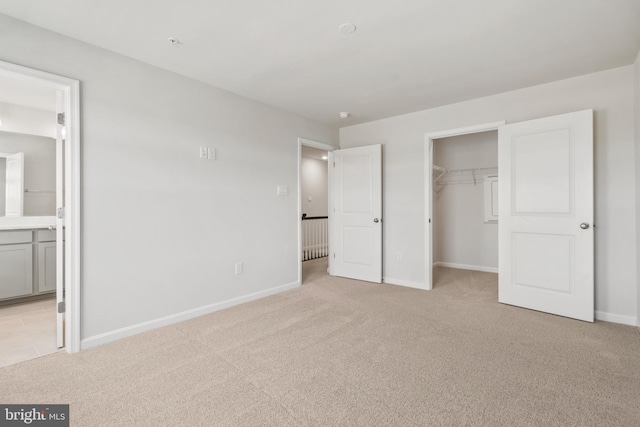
top-left (302, 256), bottom-right (328, 284)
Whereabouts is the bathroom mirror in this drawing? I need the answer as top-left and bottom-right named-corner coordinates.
top-left (0, 131), bottom-right (56, 217)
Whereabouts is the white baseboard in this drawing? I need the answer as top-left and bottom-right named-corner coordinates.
top-left (434, 262), bottom-right (498, 274)
top-left (383, 277), bottom-right (427, 290)
top-left (81, 280), bottom-right (301, 350)
top-left (595, 311), bottom-right (638, 326)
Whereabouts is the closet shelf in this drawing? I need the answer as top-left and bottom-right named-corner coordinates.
top-left (433, 165), bottom-right (498, 188)
top-left (24, 189), bottom-right (55, 193)
top-left (441, 166), bottom-right (498, 174)
top-left (433, 165), bottom-right (447, 183)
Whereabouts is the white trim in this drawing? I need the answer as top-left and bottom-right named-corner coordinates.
top-left (66, 79), bottom-right (81, 353)
top-left (424, 121), bottom-right (505, 291)
top-left (298, 138), bottom-right (336, 151)
top-left (0, 60), bottom-right (81, 354)
top-left (433, 262), bottom-right (498, 274)
top-left (297, 137), bottom-right (336, 285)
top-left (424, 121), bottom-right (506, 141)
top-left (594, 311), bottom-right (638, 326)
top-left (383, 277), bottom-right (428, 290)
top-left (81, 280), bottom-right (301, 350)
top-left (328, 150), bottom-right (335, 277)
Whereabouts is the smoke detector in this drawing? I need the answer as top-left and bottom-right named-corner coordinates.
top-left (338, 23), bottom-right (357, 35)
top-left (167, 37), bottom-right (180, 45)
top-left (339, 112), bottom-right (350, 119)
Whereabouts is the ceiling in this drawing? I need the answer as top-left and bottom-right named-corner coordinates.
top-left (0, 0), bottom-right (638, 126)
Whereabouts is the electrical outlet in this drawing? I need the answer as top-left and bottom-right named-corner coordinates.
top-left (199, 146), bottom-right (208, 159)
top-left (235, 262), bottom-right (243, 275)
top-left (397, 251), bottom-right (403, 261)
top-left (208, 147), bottom-right (216, 160)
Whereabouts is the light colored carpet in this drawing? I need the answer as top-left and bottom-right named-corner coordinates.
top-left (1, 260), bottom-right (639, 426)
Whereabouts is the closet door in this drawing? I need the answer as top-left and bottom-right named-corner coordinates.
top-left (498, 110), bottom-right (593, 321)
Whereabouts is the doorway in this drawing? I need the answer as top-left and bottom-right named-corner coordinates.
top-left (425, 121), bottom-right (504, 290)
top-left (0, 60), bottom-right (80, 356)
top-left (297, 138), bottom-right (335, 285)
top-left (0, 78), bottom-right (60, 365)
top-left (432, 130), bottom-right (499, 289)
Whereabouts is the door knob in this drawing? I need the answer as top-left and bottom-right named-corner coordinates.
top-left (373, 218), bottom-right (379, 223)
top-left (580, 223), bottom-right (590, 230)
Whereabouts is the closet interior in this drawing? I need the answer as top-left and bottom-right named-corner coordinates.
top-left (432, 130), bottom-right (499, 287)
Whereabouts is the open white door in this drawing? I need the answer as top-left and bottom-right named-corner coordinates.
top-left (425, 142), bottom-right (433, 290)
top-left (499, 109), bottom-right (594, 321)
top-left (55, 90), bottom-right (65, 348)
top-left (5, 152), bottom-right (24, 216)
top-left (329, 145), bottom-right (382, 283)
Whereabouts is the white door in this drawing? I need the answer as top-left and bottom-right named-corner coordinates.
top-left (425, 142), bottom-right (434, 290)
top-left (55, 90), bottom-right (65, 348)
top-left (329, 145), bottom-right (382, 283)
top-left (498, 109), bottom-right (594, 321)
top-left (5, 152), bottom-right (24, 216)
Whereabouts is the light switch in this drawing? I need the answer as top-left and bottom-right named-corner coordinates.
top-left (277, 185), bottom-right (288, 196)
top-left (308, 195), bottom-right (312, 202)
top-left (199, 146), bottom-right (208, 159)
top-left (208, 147), bottom-right (216, 160)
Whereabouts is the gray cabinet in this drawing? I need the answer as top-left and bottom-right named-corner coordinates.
top-left (38, 242), bottom-right (57, 293)
top-left (0, 229), bottom-right (57, 302)
top-left (0, 242), bottom-right (33, 300)
top-left (36, 230), bottom-right (57, 294)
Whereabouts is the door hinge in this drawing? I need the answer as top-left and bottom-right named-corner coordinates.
top-left (429, 218), bottom-right (431, 223)
top-left (57, 302), bottom-right (65, 314)
top-left (333, 253), bottom-right (336, 259)
top-left (57, 112), bottom-right (65, 126)
top-left (333, 162), bottom-right (335, 167)
top-left (57, 207), bottom-right (65, 219)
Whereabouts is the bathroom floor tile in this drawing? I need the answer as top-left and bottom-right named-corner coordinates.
top-left (0, 298), bottom-right (58, 367)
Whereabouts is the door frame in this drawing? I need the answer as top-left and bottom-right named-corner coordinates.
top-left (423, 121), bottom-right (505, 290)
top-left (297, 137), bottom-right (337, 285)
top-left (0, 60), bottom-right (81, 353)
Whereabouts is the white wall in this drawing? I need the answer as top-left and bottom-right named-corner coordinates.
top-left (434, 131), bottom-right (498, 271)
top-left (635, 50), bottom-right (640, 326)
top-left (0, 131), bottom-right (56, 216)
top-left (340, 66), bottom-right (637, 324)
top-left (0, 14), bottom-right (336, 344)
top-left (301, 157), bottom-right (328, 217)
top-left (0, 101), bottom-right (56, 138)
top-left (0, 157), bottom-right (4, 213)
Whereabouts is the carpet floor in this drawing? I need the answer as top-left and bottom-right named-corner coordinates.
top-left (1, 259), bottom-right (639, 426)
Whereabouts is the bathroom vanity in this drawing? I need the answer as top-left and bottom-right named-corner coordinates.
top-left (0, 225), bottom-right (57, 304)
